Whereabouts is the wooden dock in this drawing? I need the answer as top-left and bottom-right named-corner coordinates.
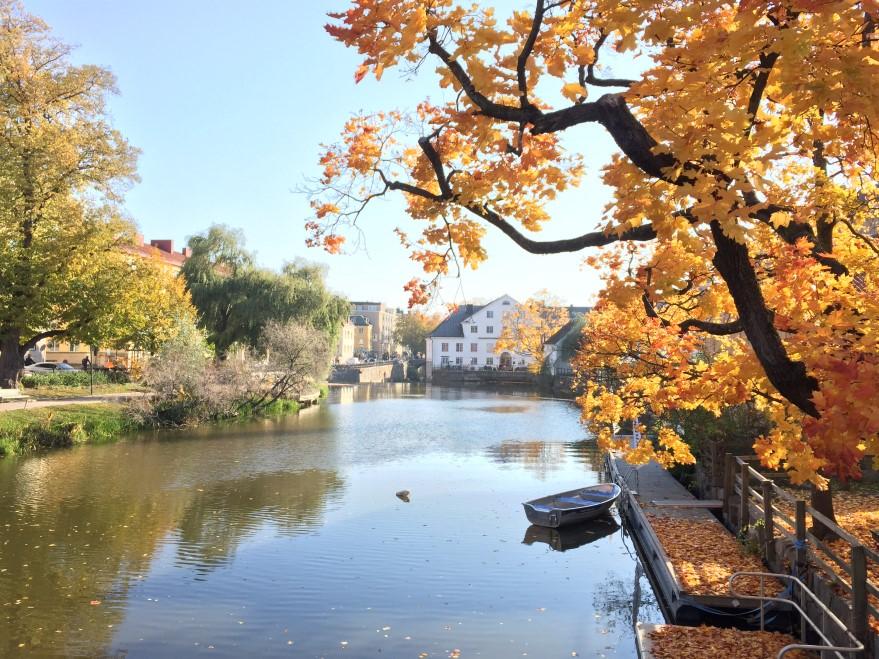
top-left (607, 454), bottom-right (768, 626)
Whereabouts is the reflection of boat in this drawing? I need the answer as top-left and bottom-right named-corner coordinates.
top-left (522, 483), bottom-right (621, 528)
top-left (522, 517), bottom-right (620, 551)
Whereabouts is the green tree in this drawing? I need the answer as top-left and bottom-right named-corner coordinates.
top-left (181, 225), bottom-right (349, 357)
top-left (0, 1), bottom-right (157, 388)
top-left (393, 311), bottom-right (441, 355)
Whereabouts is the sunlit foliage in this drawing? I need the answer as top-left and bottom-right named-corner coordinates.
top-left (312, 0), bottom-right (879, 486)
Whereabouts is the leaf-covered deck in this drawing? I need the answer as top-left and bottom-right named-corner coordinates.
top-left (641, 624), bottom-right (814, 659)
top-left (645, 512), bottom-right (771, 597)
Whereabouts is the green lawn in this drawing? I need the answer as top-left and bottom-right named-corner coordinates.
top-left (24, 382), bottom-right (150, 400)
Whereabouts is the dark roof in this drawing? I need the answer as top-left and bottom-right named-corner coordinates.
top-left (567, 306), bottom-right (591, 316)
top-left (429, 304), bottom-right (484, 337)
top-left (546, 318), bottom-right (582, 346)
top-left (349, 315), bottom-right (371, 326)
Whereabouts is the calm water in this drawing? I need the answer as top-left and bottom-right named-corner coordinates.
top-left (0, 385), bottom-right (660, 658)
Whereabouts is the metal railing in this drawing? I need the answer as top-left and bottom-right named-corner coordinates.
top-left (729, 571), bottom-right (863, 658)
top-left (724, 454), bottom-right (879, 642)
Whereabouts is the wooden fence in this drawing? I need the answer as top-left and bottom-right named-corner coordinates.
top-left (723, 454), bottom-right (879, 644)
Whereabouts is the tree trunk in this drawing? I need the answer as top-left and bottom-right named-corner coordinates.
top-left (0, 329), bottom-right (23, 389)
top-left (809, 480), bottom-right (838, 541)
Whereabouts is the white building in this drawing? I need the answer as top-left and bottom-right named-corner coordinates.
top-left (425, 295), bottom-right (532, 379)
top-left (542, 309), bottom-right (591, 375)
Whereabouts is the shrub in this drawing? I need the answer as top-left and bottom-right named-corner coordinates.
top-left (132, 320), bottom-right (330, 427)
top-left (20, 369), bottom-right (130, 388)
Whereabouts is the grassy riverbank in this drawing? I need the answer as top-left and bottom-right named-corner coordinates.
top-left (0, 404), bottom-right (139, 457)
top-left (0, 397), bottom-right (307, 458)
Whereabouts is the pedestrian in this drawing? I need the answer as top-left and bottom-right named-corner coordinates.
top-left (81, 355), bottom-right (91, 371)
top-left (24, 354), bottom-right (34, 366)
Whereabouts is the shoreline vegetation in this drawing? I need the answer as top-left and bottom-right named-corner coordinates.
top-left (0, 390), bottom-right (326, 458)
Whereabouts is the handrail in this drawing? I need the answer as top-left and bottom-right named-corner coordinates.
top-left (729, 572), bottom-right (863, 658)
top-left (725, 453), bottom-right (873, 641)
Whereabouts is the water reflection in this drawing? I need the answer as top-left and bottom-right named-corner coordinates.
top-left (0, 426), bottom-right (344, 656)
top-left (0, 385), bottom-right (659, 657)
top-left (522, 517), bottom-right (620, 552)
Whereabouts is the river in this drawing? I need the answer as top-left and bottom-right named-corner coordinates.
top-left (0, 384), bottom-right (660, 657)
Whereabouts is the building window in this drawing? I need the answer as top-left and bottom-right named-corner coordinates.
top-left (48, 340), bottom-right (60, 351)
top-left (470, 357), bottom-right (478, 365)
top-left (441, 356), bottom-right (450, 366)
top-left (470, 325), bottom-right (478, 333)
top-left (441, 342), bottom-right (449, 352)
top-left (455, 357), bottom-right (463, 365)
top-left (486, 357), bottom-right (494, 366)
top-left (455, 343), bottom-right (463, 352)
top-left (69, 343), bottom-right (79, 353)
top-left (486, 326), bottom-right (494, 334)
top-left (486, 310), bottom-right (494, 318)
top-left (470, 343), bottom-right (477, 352)
top-left (502, 301), bottom-right (511, 305)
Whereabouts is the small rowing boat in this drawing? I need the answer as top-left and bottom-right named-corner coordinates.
top-left (522, 483), bottom-right (621, 528)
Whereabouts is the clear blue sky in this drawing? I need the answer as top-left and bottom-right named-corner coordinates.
top-left (27, 1), bottom-right (625, 310)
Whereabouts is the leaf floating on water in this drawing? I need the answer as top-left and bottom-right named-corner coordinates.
top-left (89, 600), bottom-right (101, 606)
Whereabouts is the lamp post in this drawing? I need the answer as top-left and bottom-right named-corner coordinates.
top-left (90, 345), bottom-right (97, 395)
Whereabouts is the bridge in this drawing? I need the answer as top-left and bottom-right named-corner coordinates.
top-left (330, 360), bottom-right (409, 384)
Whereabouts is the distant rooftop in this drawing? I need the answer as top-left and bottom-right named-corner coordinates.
top-left (429, 304), bottom-right (484, 338)
top-left (128, 234), bottom-right (188, 268)
top-left (349, 315), bottom-right (371, 326)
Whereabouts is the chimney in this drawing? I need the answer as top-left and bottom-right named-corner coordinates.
top-left (150, 239), bottom-right (173, 253)
top-left (181, 247), bottom-right (189, 257)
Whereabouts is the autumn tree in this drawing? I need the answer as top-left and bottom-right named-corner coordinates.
top-left (393, 310), bottom-right (443, 354)
top-left (0, 1), bottom-right (193, 387)
top-left (310, 0), bottom-right (879, 503)
top-left (181, 226), bottom-right (350, 357)
top-left (496, 291), bottom-right (570, 372)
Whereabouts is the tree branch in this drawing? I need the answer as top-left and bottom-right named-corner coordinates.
top-left (516, 0), bottom-right (545, 109)
top-left (468, 203), bottom-right (657, 253)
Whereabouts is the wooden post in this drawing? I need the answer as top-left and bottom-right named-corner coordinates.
top-left (761, 480), bottom-right (776, 567)
top-left (794, 500), bottom-right (807, 577)
top-left (740, 461), bottom-right (751, 532)
top-left (723, 453), bottom-right (734, 523)
top-left (851, 543), bottom-right (868, 642)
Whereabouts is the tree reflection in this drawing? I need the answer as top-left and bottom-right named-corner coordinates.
top-left (0, 439), bottom-right (344, 655)
top-left (485, 440), bottom-right (567, 479)
top-left (592, 561), bottom-right (662, 635)
top-left (174, 469), bottom-right (344, 574)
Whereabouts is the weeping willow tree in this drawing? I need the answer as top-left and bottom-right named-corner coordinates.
top-left (180, 225), bottom-right (349, 357)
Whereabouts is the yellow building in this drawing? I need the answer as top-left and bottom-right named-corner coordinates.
top-left (349, 315), bottom-right (373, 356)
top-left (350, 301), bottom-right (400, 357)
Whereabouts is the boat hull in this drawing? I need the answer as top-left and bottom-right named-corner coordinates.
top-left (522, 483), bottom-right (621, 528)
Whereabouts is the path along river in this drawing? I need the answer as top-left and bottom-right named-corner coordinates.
top-left (0, 384), bottom-right (660, 658)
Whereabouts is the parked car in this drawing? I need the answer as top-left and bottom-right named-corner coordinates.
top-left (24, 362), bottom-right (76, 374)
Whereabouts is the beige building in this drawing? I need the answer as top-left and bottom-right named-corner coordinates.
top-left (334, 320), bottom-right (356, 363)
top-left (350, 301), bottom-right (399, 357)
